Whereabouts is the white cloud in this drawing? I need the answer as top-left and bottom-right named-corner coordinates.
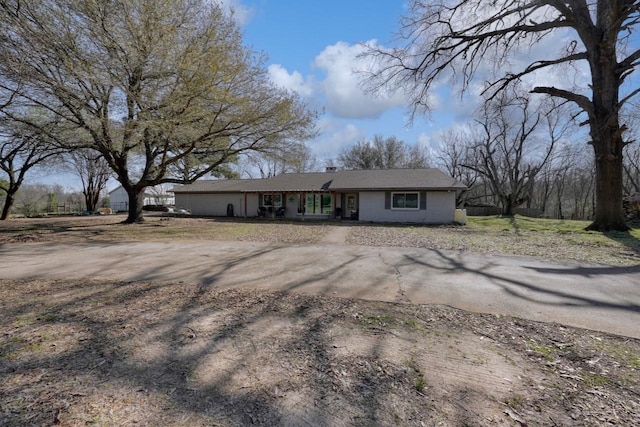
top-left (313, 41), bottom-right (407, 119)
top-left (309, 119), bottom-right (366, 160)
top-left (417, 132), bottom-right (433, 149)
top-left (415, 132), bottom-right (442, 161)
top-left (520, 30), bottom-right (591, 96)
top-left (446, 89), bottom-right (483, 123)
top-left (215, 0), bottom-right (254, 26)
top-left (267, 64), bottom-right (314, 97)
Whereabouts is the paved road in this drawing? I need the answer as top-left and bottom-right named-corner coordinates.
top-left (2, 240), bottom-right (639, 339)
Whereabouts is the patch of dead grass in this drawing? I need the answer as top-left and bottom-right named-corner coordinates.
top-left (1, 278), bottom-right (638, 426)
top-left (2, 214), bottom-right (640, 266)
top-left (347, 216), bottom-right (640, 265)
top-left (0, 215), bottom-right (333, 245)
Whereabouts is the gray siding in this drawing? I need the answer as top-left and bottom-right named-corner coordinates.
top-left (425, 192), bottom-right (456, 223)
top-left (358, 191), bottom-right (455, 224)
top-left (176, 193), bottom-right (259, 217)
top-left (175, 190), bottom-right (456, 223)
top-left (175, 192), bottom-right (335, 218)
top-left (108, 187), bottom-right (129, 212)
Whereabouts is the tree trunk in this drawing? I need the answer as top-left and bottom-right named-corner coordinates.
top-left (583, 13), bottom-right (628, 231)
top-left (501, 195), bottom-right (515, 216)
top-left (557, 188), bottom-right (563, 220)
top-left (0, 190), bottom-right (16, 220)
top-left (124, 188), bottom-right (145, 223)
top-left (587, 140), bottom-right (628, 231)
top-left (84, 190), bottom-right (100, 212)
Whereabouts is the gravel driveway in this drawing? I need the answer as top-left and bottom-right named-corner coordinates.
top-left (3, 240), bottom-right (639, 339)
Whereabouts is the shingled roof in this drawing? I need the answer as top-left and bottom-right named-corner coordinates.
top-left (172, 168), bottom-right (466, 194)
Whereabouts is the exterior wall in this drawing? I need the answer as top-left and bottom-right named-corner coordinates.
top-left (175, 192), bottom-right (333, 218)
top-left (282, 193), bottom-right (297, 219)
top-left (425, 191), bottom-right (457, 223)
top-left (175, 193), bottom-right (259, 217)
top-left (108, 187), bottom-right (129, 212)
top-left (109, 185), bottom-right (175, 212)
top-left (175, 190), bottom-right (456, 223)
top-left (358, 191), bottom-right (456, 224)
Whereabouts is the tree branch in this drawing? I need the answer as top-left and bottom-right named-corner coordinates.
top-left (530, 86), bottom-right (593, 116)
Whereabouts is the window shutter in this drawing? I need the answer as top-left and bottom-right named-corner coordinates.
top-left (385, 192), bottom-right (391, 210)
top-left (420, 192), bottom-right (427, 210)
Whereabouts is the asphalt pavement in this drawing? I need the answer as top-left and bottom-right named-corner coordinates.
top-left (2, 240), bottom-right (639, 339)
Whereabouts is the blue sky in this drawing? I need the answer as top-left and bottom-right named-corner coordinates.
top-left (230, 0), bottom-right (462, 165)
top-left (47, 0), bottom-right (434, 189)
top-left (41, 0), bottom-right (636, 190)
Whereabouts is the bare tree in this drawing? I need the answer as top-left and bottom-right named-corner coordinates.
top-left (461, 89), bottom-right (563, 216)
top-left (0, 114), bottom-right (64, 220)
top-left (365, 0), bottom-right (640, 230)
top-left (67, 150), bottom-right (111, 212)
top-left (566, 154), bottom-right (596, 220)
top-left (528, 140), bottom-right (596, 220)
top-left (622, 105), bottom-right (640, 195)
top-left (435, 129), bottom-right (481, 207)
top-left (145, 184), bottom-right (174, 207)
top-left (243, 141), bottom-right (318, 178)
top-left (624, 143), bottom-right (640, 194)
top-left (404, 144), bottom-right (431, 169)
top-left (339, 135), bottom-right (429, 170)
top-left (0, 0), bottom-right (315, 223)
top-left (531, 142), bottom-right (588, 219)
top-left (338, 140), bottom-right (378, 170)
top-left (11, 183), bottom-right (48, 217)
top-left (9, 183), bottom-right (94, 216)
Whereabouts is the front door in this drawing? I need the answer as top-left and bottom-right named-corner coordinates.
top-left (345, 193), bottom-right (358, 219)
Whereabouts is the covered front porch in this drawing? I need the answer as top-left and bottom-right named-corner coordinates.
top-left (248, 191), bottom-right (359, 220)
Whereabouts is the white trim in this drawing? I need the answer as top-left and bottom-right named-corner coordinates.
top-left (391, 191), bottom-right (420, 210)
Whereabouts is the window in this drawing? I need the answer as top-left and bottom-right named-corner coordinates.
top-left (262, 194), bottom-right (282, 207)
top-left (392, 192), bottom-right (419, 209)
top-left (298, 193), bottom-right (332, 214)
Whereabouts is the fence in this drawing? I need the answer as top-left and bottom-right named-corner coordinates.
top-left (465, 206), bottom-right (542, 218)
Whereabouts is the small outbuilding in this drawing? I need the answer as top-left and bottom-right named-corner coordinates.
top-left (172, 168), bottom-right (466, 224)
top-left (108, 185), bottom-right (175, 212)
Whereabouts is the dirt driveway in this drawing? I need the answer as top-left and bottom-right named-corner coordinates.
top-left (2, 230), bottom-right (640, 425)
top-left (2, 240), bottom-right (639, 339)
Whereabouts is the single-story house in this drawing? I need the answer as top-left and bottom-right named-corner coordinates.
top-left (172, 168), bottom-right (466, 224)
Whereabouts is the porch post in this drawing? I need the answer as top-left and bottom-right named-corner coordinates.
top-left (332, 192), bottom-right (337, 219)
top-left (271, 191), bottom-right (275, 219)
top-left (244, 192), bottom-right (247, 218)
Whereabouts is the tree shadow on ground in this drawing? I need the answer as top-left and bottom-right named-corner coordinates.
top-left (0, 246), bottom-right (444, 426)
top-left (404, 249), bottom-right (640, 315)
top-left (0, 216), bottom-right (124, 244)
top-left (506, 215), bottom-right (521, 235)
top-left (603, 226), bottom-right (640, 260)
top-left (3, 242), bottom-right (640, 425)
top-left (0, 277), bottom-right (493, 426)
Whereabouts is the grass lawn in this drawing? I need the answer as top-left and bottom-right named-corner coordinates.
top-left (1, 215), bottom-right (639, 426)
top-left (348, 215), bottom-right (640, 266)
top-left (1, 213), bottom-right (639, 265)
top-left (468, 215), bottom-right (640, 260)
